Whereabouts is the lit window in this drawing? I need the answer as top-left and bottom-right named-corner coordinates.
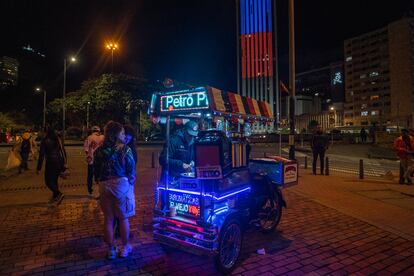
top-left (346, 56), bottom-right (353, 62)
top-left (370, 95), bottom-right (379, 100)
top-left (371, 110), bottom-right (379, 116)
top-left (361, 111), bottom-right (368, 116)
top-left (369, 71), bottom-right (379, 77)
top-left (360, 74), bottom-right (366, 79)
top-left (361, 104), bottom-right (367, 109)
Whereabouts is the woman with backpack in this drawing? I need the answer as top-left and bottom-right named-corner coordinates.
top-left (94, 121), bottom-right (136, 259)
top-left (36, 127), bottom-right (67, 204)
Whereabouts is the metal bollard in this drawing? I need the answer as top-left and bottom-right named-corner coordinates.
top-left (151, 152), bottom-right (155, 168)
top-left (359, 159), bottom-right (364, 179)
top-left (325, 156), bottom-right (329, 176)
top-left (305, 156), bottom-right (308, 169)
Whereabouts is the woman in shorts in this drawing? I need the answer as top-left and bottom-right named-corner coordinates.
top-left (94, 121), bottom-right (136, 259)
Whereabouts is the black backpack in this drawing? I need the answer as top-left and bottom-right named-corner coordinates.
top-left (21, 139), bottom-right (31, 153)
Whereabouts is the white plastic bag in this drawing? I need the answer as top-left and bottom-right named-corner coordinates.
top-left (5, 150), bottom-right (21, 170)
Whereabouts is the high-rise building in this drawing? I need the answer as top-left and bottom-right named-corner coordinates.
top-left (344, 17), bottom-right (414, 127)
top-left (295, 62), bottom-right (344, 113)
top-left (0, 56), bottom-right (19, 89)
top-left (237, 0), bottom-right (278, 118)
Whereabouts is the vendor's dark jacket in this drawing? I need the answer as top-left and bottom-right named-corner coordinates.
top-left (159, 129), bottom-right (194, 178)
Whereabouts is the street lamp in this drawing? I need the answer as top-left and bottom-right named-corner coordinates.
top-left (288, 0), bottom-right (296, 160)
top-left (86, 101), bottom-right (91, 131)
top-left (329, 106), bottom-right (336, 145)
top-left (62, 56), bottom-right (77, 141)
top-left (105, 42), bottom-right (119, 73)
top-left (35, 87), bottom-right (47, 130)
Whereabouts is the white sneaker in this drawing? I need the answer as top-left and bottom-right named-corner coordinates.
top-left (119, 244), bottom-right (132, 258)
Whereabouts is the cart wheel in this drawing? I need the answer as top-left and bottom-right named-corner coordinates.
top-left (259, 191), bottom-right (283, 233)
top-left (214, 218), bottom-right (243, 274)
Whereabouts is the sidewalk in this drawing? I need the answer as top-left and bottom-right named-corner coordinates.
top-left (0, 148), bottom-right (413, 275)
top-left (289, 169), bottom-right (414, 241)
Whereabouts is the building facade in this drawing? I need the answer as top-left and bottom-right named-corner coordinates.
top-left (0, 56), bottom-right (19, 89)
top-left (237, 0), bottom-right (278, 118)
top-left (295, 110), bottom-right (344, 133)
top-left (295, 62), bottom-right (345, 114)
top-left (344, 17), bottom-right (414, 127)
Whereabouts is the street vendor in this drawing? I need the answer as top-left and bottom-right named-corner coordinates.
top-left (159, 120), bottom-right (198, 179)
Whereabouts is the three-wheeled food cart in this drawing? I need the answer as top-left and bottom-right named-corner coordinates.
top-left (149, 86), bottom-right (298, 273)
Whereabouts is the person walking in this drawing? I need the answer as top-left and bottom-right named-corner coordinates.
top-left (84, 126), bottom-right (104, 195)
top-left (311, 126), bottom-right (329, 175)
top-left (36, 127), bottom-right (66, 204)
top-left (394, 129), bottom-right (414, 184)
top-left (360, 127), bottom-right (367, 143)
top-left (94, 121), bottom-right (136, 259)
top-left (18, 131), bottom-right (32, 173)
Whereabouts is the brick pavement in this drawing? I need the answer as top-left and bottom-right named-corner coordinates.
top-left (0, 147), bottom-right (413, 275)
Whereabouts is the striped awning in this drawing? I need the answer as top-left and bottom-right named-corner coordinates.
top-left (228, 92), bottom-right (246, 114)
top-left (208, 87), bottom-right (272, 119)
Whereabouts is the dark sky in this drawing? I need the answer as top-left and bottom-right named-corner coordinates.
top-left (1, 0), bottom-right (413, 97)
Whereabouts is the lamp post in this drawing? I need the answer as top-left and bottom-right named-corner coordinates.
top-left (35, 87), bottom-right (47, 130)
top-left (330, 106), bottom-right (336, 145)
top-left (62, 56), bottom-right (77, 141)
top-left (105, 42), bottom-right (118, 73)
top-left (288, 0), bottom-right (296, 160)
top-left (86, 101), bottom-right (90, 131)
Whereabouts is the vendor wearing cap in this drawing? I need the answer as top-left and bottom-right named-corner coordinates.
top-left (84, 126), bottom-right (104, 195)
top-left (159, 121), bottom-right (198, 179)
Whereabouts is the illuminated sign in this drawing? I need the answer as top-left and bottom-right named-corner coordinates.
top-left (332, 72), bottom-right (342, 85)
top-left (196, 166), bottom-right (222, 179)
top-left (160, 91), bottom-right (209, 112)
top-left (168, 192), bottom-right (200, 217)
top-left (283, 164), bottom-right (297, 183)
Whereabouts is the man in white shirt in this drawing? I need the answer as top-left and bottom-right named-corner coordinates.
top-left (84, 126), bottom-right (104, 195)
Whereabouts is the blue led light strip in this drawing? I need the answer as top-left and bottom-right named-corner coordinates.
top-left (212, 187), bottom-right (251, 200)
top-left (158, 186), bottom-right (251, 201)
top-left (157, 187), bottom-right (203, 196)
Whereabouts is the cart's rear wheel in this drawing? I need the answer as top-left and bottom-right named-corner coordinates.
top-left (259, 191), bottom-right (282, 233)
top-left (214, 218), bottom-right (243, 274)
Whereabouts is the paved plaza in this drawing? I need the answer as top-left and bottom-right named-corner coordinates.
top-left (0, 146), bottom-right (413, 275)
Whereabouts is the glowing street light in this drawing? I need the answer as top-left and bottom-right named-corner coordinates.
top-left (35, 87), bottom-right (47, 130)
top-left (62, 56), bottom-right (77, 140)
top-left (105, 42), bottom-right (119, 73)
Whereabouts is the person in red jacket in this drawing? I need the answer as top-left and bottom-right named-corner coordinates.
top-left (394, 129), bottom-right (414, 184)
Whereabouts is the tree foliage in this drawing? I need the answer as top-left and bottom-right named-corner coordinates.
top-left (47, 74), bottom-right (155, 130)
top-left (0, 112), bottom-right (30, 130)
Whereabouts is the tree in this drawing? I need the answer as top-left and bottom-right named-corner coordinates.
top-left (47, 74), bottom-right (153, 129)
top-left (0, 112), bottom-right (30, 131)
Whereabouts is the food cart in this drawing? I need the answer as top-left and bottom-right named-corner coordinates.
top-left (149, 86), bottom-right (298, 273)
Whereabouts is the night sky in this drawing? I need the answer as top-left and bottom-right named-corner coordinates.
top-left (1, 0), bottom-right (413, 98)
